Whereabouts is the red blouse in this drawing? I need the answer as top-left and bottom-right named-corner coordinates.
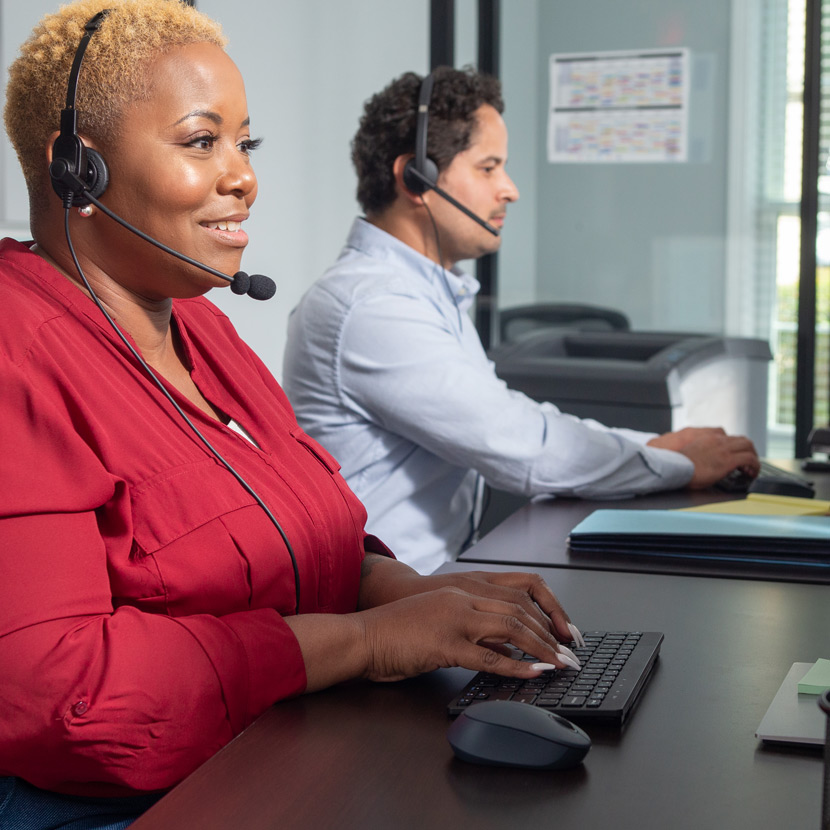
top-left (0, 239), bottom-right (389, 796)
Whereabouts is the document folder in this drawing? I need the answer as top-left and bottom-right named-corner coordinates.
top-left (567, 510), bottom-right (830, 568)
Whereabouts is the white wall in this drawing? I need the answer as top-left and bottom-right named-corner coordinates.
top-left (0, 0), bottom-right (429, 380)
top-left (201, 0), bottom-right (428, 379)
top-left (1, 0), bottom-right (56, 233)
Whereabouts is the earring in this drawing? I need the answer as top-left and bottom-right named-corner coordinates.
top-left (77, 204), bottom-right (95, 218)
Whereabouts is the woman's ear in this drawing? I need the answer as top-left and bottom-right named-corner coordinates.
top-left (45, 130), bottom-right (61, 165)
top-left (45, 130), bottom-right (103, 164)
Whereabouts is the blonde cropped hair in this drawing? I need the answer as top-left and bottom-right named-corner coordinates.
top-left (4, 0), bottom-right (227, 213)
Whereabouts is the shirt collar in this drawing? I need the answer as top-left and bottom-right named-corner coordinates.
top-left (347, 217), bottom-right (481, 312)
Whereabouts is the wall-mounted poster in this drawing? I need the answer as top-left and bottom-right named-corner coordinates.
top-left (548, 48), bottom-right (689, 163)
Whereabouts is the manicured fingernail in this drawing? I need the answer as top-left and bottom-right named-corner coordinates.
top-left (557, 653), bottom-right (581, 671)
top-left (558, 644), bottom-right (581, 666)
top-left (531, 662), bottom-right (556, 672)
top-left (568, 623), bottom-right (585, 648)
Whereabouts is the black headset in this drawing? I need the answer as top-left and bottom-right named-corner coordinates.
top-left (46, 9), bottom-right (300, 614)
top-left (401, 71), bottom-right (500, 237)
top-left (402, 72), bottom-right (439, 195)
top-left (49, 10), bottom-right (111, 208)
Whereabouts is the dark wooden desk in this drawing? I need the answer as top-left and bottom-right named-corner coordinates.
top-left (461, 460), bottom-right (830, 583)
top-left (130, 564), bottom-right (829, 830)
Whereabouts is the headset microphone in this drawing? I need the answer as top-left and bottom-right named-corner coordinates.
top-left (403, 164), bottom-right (499, 237)
top-left (402, 72), bottom-right (500, 238)
top-left (51, 158), bottom-right (277, 301)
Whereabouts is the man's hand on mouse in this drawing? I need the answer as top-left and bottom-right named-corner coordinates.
top-left (647, 426), bottom-right (760, 489)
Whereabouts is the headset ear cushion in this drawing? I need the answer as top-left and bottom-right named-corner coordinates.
top-left (421, 157), bottom-right (438, 186)
top-left (74, 147), bottom-right (110, 206)
top-left (403, 158), bottom-right (427, 194)
top-left (403, 156), bottom-right (438, 195)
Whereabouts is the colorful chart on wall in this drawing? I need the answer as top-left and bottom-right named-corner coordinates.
top-left (548, 48), bottom-right (689, 163)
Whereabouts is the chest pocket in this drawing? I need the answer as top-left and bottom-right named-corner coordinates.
top-left (110, 459), bottom-right (279, 616)
top-left (130, 459), bottom-right (256, 553)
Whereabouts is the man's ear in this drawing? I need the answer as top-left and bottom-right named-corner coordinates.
top-left (393, 154), bottom-right (426, 205)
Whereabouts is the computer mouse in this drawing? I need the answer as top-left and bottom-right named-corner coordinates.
top-left (447, 700), bottom-right (591, 770)
top-left (748, 475), bottom-right (815, 499)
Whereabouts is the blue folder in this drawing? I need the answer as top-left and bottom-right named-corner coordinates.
top-left (567, 510), bottom-right (830, 568)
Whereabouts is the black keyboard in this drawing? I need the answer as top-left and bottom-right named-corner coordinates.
top-left (448, 631), bottom-right (663, 726)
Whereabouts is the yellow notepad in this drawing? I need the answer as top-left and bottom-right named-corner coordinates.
top-left (680, 493), bottom-right (830, 516)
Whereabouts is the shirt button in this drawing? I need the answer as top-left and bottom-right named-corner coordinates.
top-left (72, 700), bottom-right (88, 716)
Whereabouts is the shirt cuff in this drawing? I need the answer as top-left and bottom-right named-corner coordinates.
top-left (640, 445), bottom-right (695, 489)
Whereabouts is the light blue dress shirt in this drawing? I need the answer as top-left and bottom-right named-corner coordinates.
top-left (283, 218), bottom-right (694, 574)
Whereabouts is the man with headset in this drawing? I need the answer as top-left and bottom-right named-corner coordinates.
top-left (282, 67), bottom-right (759, 575)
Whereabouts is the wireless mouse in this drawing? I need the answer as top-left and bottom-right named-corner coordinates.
top-left (447, 700), bottom-right (591, 770)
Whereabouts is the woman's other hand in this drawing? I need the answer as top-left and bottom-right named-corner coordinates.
top-left (357, 554), bottom-right (580, 646)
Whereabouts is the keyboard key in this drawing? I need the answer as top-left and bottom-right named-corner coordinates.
top-left (561, 695), bottom-right (589, 707)
top-left (489, 690), bottom-right (514, 701)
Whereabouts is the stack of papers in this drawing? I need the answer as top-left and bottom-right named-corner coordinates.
top-left (567, 510), bottom-right (830, 567)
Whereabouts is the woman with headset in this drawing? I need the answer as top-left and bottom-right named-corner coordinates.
top-left (0, 2), bottom-right (582, 827)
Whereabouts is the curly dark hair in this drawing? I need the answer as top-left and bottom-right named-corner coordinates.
top-left (352, 66), bottom-right (503, 216)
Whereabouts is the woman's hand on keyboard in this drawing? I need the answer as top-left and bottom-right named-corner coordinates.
top-left (426, 569), bottom-right (581, 647)
top-left (288, 556), bottom-right (583, 691)
top-left (353, 585), bottom-right (582, 683)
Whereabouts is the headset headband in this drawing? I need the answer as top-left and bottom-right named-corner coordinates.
top-left (50, 9), bottom-right (113, 207)
top-left (413, 72), bottom-right (435, 180)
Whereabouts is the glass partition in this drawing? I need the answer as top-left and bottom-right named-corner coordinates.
top-left (495, 0), bottom-right (819, 457)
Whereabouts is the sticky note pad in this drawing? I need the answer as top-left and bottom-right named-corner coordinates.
top-left (797, 658), bottom-right (830, 694)
top-left (681, 494), bottom-right (830, 516)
